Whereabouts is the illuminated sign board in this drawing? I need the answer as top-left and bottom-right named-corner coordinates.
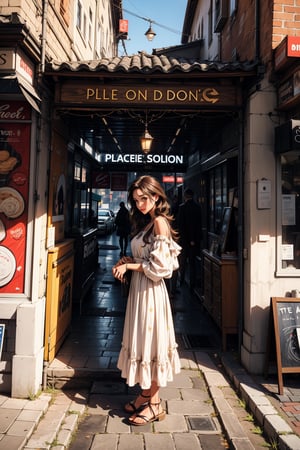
top-left (274, 36), bottom-right (300, 72)
top-left (100, 153), bottom-right (184, 165)
top-left (59, 82), bottom-right (241, 108)
top-left (163, 176), bottom-right (183, 183)
top-left (0, 48), bottom-right (34, 84)
top-left (95, 152), bottom-right (186, 172)
top-left (287, 36), bottom-right (300, 57)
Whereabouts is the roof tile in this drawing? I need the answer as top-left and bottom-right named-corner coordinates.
top-left (47, 53), bottom-right (258, 75)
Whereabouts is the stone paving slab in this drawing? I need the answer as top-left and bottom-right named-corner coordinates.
top-left (117, 434), bottom-right (147, 450)
top-left (106, 414), bottom-right (130, 433)
top-left (0, 434), bottom-right (26, 450)
top-left (144, 433), bottom-right (176, 450)
top-left (153, 414), bottom-right (188, 433)
top-left (90, 434), bottom-right (118, 450)
top-left (0, 408), bottom-right (20, 433)
top-left (173, 433), bottom-right (202, 450)
top-left (230, 438), bottom-right (256, 450)
top-left (198, 434), bottom-right (229, 450)
top-left (167, 370), bottom-right (195, 388)
top-left (168, 399), bottom-right (214, 415)
top-left (180, 387), bottom-right (209, 401)
top-left (17, 409), bottom-right (44, 422)
top-left (6, 419), bottom-right (36, 438)
top-left (1, 398), bottom-right (29, 409)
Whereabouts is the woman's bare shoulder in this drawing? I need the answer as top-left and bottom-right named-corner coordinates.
top-left (153, 216), bottom-right (169, 236)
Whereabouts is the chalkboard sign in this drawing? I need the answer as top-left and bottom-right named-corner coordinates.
top-left (269, 298), bottom-right (300, 394)
top-left (0, 324), bottom-right (5, 360)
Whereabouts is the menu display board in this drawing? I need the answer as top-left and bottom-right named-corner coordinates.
top-left (0, 101), bottom-right (31, 293)
top-left (266, 297), bottom-right (300, 394)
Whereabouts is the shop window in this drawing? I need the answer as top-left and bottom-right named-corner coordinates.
top-left (229, 0), bottom-right (237, 16)
top-left (208, 164), bottom-right (227, 235)
top-left (76, 0), bottom-right (82, 31)
top-left (278, 151), bottom-right (300, 273)
top-left (208, 2), bottom-right (213, 45)
top-left (83, 13), bottom-right (87, 41)
top-left (71, 159), bottom-right (91, 232)
top-left (207, 159), bottom-right (238, 254)
top-left (215, 0), bottom-right (228, 32)
top-left (88, 8), bottom-right (93, 46)
top-left (74, 162), bottom-right (81, 181)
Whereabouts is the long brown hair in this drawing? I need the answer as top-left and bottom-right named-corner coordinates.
top-left (128, 175), bottom-right (177, 242)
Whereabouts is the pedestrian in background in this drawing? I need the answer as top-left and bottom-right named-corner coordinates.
top-left (112, 175), bottom-right (181, 426)
top-left (115, 201), bottom-right (131, 256)
top-left (177, 188), bottom-right (202, 290)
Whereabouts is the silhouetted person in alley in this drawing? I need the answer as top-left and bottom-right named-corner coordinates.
top-left (177, 188), bottom-right (202, 290)
top-left (115, 201), bottom-right (131, 256)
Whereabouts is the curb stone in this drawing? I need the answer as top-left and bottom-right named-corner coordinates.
top-left (221, 353), bottom-right (300, 450)
top-left (23, 391), bottom-right (87, 450)
top-left (196, 352), bottom-right (256, 450)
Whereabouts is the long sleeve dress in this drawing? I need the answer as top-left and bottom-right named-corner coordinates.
top-left (117, 229), bottom-right (181, 389)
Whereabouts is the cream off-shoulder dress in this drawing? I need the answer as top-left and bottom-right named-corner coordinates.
top-left (117, 227), bottom-right (182, 389)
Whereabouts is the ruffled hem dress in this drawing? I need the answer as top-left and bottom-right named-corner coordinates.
top-left (117, 230), bottom-right (182, 389)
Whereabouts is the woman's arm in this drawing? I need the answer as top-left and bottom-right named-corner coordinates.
top-left (112, 216), bottom-right (170, 282)
top-left (112, 259), bottom-right (143, 282)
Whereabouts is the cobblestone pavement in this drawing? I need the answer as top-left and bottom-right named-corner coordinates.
top-left (0, 235), bottom-right (300, 449)
top-left (66, 350), bottom-right (271, 450)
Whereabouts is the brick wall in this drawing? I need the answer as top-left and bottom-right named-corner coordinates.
top-left (273, 0), bottom-right (300, 49)
top-left (221, 0), bottom-right (257, 62)
top-left (221, 0), bottom-right (300, 75)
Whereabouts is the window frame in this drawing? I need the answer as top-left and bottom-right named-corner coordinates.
top-left (276, 151), bottom-right (300, 276)
top-left (229, 0), bottom-right (237, 16)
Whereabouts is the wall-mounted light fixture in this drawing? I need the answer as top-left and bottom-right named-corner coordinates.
top-left (145, 20), bottom-right (156, 41)
top-left (140, 111), bottom-right (153, 154)
top-left (140, 126), bottom-right (154, 154)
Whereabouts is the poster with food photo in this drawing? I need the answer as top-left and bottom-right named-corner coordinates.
top-left (0, 101), bottom-right (31, 294)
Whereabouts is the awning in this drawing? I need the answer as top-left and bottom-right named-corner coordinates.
top-left (0, 74), bottom-right (41, 112)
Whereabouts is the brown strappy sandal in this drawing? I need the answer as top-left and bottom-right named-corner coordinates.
top-left (124, 392), bottom-right (151, 413)
top-left (129, 401), bottom-right (166, 426)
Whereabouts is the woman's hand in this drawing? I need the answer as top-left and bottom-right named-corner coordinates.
top-left (112, 263), bottom-right (127, 281)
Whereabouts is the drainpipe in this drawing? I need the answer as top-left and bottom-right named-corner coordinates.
top-left (43, 361), bottom-right (49, 390)
top-left (94, 0), bottom-right (99, 59)
top-left (40, 0), bottom-right (48, 75)
top-left (40, 0), bottom-right (48, 390)
top-left (238, 110), bottom-right (244, 357)
top-left (255, 0), bottom-right (260, 62)
top-left (237, 0), bottom-right (261, 356)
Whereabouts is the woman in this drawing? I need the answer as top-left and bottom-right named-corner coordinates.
top-left (112, 175), bottom-right (181, 426)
